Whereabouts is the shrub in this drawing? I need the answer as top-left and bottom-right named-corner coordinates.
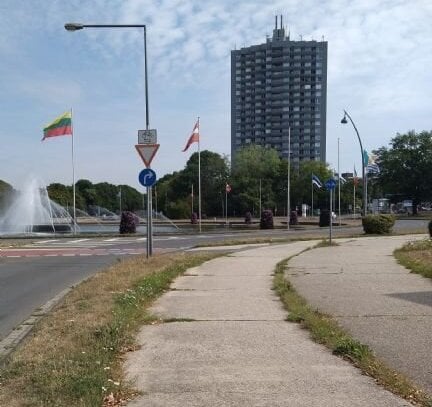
top-left (260, 209), bottom-right (274, 229)
top-left (428, 219), bottom-right (432, 238)
top-left (362, 214), bottom-right (395, 234)
top-left (244, 211), bottom-right (252, 224)
top-left (319, 209), bottom-right (330, 227)
top-left (119, 211), bottom-right (137, 234)
top-left (289, 210), bottom-right (298, 226)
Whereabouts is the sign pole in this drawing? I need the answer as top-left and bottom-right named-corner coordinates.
top-left (329, 186), bottom-right (333, 245)
top-left (149, 186), bottom-right (153, 256)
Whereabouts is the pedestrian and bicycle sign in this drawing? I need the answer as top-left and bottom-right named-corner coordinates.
top-left (138, 168), bottom-right (157, 187)
top-left (138, 129), bottom-right (157, 144)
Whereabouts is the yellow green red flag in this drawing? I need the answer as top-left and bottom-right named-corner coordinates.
top-left (42, 111), bottom-right (72, 140)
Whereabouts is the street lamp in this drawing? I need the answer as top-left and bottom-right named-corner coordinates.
top-left (65, 22), bottom-right (153, 255)
top-left (64, 23), bottom-right (150, 130)
top-left (341, 110), bottom-right (367, 216)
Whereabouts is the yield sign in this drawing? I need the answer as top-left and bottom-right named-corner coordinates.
top-left (135, 144), bottom-right (160, 168)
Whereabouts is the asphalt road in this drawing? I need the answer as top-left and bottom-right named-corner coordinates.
top-left (0, 219), bottom-right (428, 343)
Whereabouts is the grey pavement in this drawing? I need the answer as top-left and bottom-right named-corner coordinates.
top-left (125, 240), bottom-right (412, 406)
top-left (288, 234), bottom-right (432, 395)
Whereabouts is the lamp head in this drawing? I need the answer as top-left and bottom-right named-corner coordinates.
top-left (64, 23), bottom-right (84, 31)
top-left (341, 114), bottom-right (348, 124)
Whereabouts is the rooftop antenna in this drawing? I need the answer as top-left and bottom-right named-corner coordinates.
top-left (322, 35), bottom-right (325, 41)
top-left (281, 15), bottom-right (283, 28)
top-left (299, 34), bottom-right (303, 40)
top-left (275, 15), bottom-right (278, 29)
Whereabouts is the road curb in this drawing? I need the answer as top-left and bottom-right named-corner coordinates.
top-left (0, 287), bottom-right (73, 363)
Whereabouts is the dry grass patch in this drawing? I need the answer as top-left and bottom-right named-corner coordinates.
top-left (394, 239), bottom-right (432, 279)
top-left (0, 252), bottom-right (219, 407)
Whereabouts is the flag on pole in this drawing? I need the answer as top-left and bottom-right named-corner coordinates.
top-left (42, 111), bottom-right (72, 140)
top-left (336, 174), bottom-right (347, 184)
top-left (366, 153), bottom-right (380, 174)
top-left (312, 174), bottom-right (322, 189)
top-left (226, 183), bottom-right (232, 193)
top-left (182, 120), bottom-right (200, 152)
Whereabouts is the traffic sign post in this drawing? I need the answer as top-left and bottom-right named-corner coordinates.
top-left (136, 140), bottom-right (160, 259)
top-left (135, 144), bottom-right (160, 168)
top-left (325, 178), bottom-right (336, 245)
top-left (138, 129), bottom-right (157, 144)
top-left (139, 168), bottom-right (157, 187)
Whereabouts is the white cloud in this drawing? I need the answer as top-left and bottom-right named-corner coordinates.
top-left (1, 0), bottom-right (432, 188)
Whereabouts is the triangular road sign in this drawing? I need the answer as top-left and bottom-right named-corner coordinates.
top-left (135, 144), bottom-right (160, 168)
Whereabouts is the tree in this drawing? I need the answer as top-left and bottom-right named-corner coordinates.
top-left (375, 130), bottom-right (432, 214)
top-left (0, 180), bottom-right (14, 212)
top-left (156, 151), bottom-right (230, 218)
top-left (231, 145), bottom-right (281, 216)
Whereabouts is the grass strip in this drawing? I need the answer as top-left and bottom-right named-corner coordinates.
top-left (0, 252), bottom-right (220, 407)
top-left (273, 258), bottom-right (432, 407)
top-left (394, 239), bottom-right (432, 279)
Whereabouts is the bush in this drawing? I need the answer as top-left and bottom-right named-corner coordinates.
top-left (289, 210), bottom-right (298, 226)
top-left (362, 214), bottom-right (395, 234)
top-left (119, 211), bottom-right (137, 234)
top-left (319, 209), bottom-right (330, 227)
top-left (244, 211), bottom-right (252, 224)
top-left (260, 209), bottom-right (274, 229)
top-left (428, 219), bottom-right (432, 238)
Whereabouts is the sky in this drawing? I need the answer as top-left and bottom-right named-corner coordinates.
top-left (0, 0), bottom-right (431, 192)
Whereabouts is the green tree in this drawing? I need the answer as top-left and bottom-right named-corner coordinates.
top-left (288, 161), bottom-right (331, 214)
top-left (156, 151), bottom-right (229, 218)
top-left (231, 145), bottom-right (281, 216)
top-left (0, 180), bottom-right (14, 212)
top-left (375, 130), bottom-right (432, 214)
top-left (47, 183), bottom-right (73, 208)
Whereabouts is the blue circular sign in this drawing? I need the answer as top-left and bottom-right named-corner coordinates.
top-left (139, 168), bottom-right (157, 187)
top-left (325, 178), bottom-right (336, 190)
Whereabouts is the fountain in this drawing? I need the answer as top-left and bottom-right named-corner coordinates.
top-left (0, 177), bottom-right (74, 235)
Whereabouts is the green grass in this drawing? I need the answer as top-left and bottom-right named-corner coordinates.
top-left (394, 239), bottom-right (432, 279)
top-left (0, 252), bottom-right (220, 407)
top-left (274, 258), bottom-right (432, 406)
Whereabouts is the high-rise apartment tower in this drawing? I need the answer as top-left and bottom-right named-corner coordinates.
top-left (231, 16), bottom-right (327, 164)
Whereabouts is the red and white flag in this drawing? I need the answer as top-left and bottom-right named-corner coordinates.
top-left (226, 183), bottom-right (232, 193)
top-left (182, 120), bottom-right (200, 152)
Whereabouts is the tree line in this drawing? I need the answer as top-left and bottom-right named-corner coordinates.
top-left (1, 130), bottom-right (431, 218)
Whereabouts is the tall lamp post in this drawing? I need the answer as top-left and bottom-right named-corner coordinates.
top-left (65, 22), bottom-right (153, 254)
top-left (341, 110), bottom-right (367, 216)
top-left (65, 23), bottom-right (149, 129)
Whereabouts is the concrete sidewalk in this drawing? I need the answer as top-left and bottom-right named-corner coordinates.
top-left (125, 240), bottom-right (413, 406)
top-left (288, 234), bottom-right (432, 395)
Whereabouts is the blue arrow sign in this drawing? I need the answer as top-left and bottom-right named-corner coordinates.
top-left (325, 178), bottom-right (337, 190)
top-left (139, 168), bottom-right (157, 187)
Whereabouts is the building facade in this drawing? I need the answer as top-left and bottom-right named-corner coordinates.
top-left (231, 16), bottom-right (327, 165)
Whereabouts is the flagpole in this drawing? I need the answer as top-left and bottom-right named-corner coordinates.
top-left (71, 108), bottom-right (77, 235)
top-left (198, 117), bottom-right (201, 233)
top-left (287, 126), bottom-right (291, 230)
top-left (338, 137), bottom-right (341, 226)
top-left (311, 173), bottom-right (314, 218)
top-left (225, 185), bottom-right (228, 225)
top-left (191, 184), bottom-right (194, 218)
top-left (353, 165), bottom-right (356, 219)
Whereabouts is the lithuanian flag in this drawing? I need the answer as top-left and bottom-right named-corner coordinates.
top-left (42, 111), bottom-right (72, 140)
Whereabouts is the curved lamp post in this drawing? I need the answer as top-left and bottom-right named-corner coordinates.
top-left (65, 22), bottom-right (153, 256)
top-left (64, 23), bottom-right (149, 130)
top-left (341, 110), bottom-right (367, 216)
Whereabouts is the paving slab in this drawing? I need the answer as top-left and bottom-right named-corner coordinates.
top-left (125, 240), bottom-right (412, 406)
top-left (288, 235), bottom-right (432, 394)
